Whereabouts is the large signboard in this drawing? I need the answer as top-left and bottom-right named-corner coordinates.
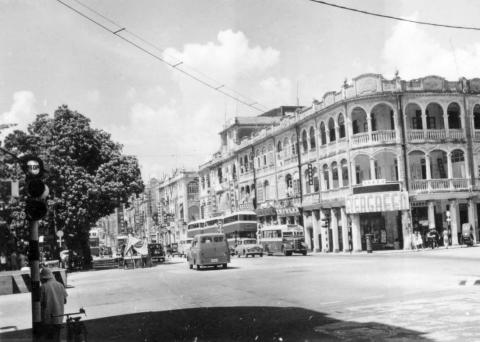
top-left (345, 191), bottom-right (410, 214)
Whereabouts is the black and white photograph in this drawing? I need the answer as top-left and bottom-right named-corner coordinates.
top-left (1, 1), bottom-right (480, 341)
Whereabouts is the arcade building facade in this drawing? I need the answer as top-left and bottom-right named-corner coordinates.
top-left (198, 74), bottom-right (480, 252)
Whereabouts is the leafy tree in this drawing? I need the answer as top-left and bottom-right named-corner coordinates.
top-left (3, 105), bottom-right (144, 267)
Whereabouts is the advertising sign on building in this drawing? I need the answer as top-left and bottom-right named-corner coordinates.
top-left (345, 191), bottom-right (410, 214)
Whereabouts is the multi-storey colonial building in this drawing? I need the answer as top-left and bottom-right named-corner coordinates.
top-left (199, 74), bottom-right (480, 252)
top-left (157, 169), bottom-right (200, 245)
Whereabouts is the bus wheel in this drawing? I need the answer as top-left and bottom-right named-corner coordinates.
top-left (222, 263), bottom-right (227, 269)
top-left (196, 264), bottom-right (201, 270)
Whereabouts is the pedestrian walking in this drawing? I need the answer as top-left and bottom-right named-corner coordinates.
top-left (40, 267), bottom-right (68, 341)
top-left (10, 251), bottom-right (18, 270)
top-left (417, 232), bottom-right (424, 250)
top-left (0, 252), bottom-right (7, 271)
top-left (443, 229), bottom-right (449, 248)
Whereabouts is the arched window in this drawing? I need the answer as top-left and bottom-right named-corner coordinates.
top-left (322, 164), bottom-right (329, 190)
top-left (328, 118), bottom-right (336, 142)
top-left (309, 127), bottom-right (316, 149)
top-left (291, 135), bottom-right (297, 155)
top-left (313, 167), bottom-right (319, 192)
top-left (304, 169), bottom-right (311, 194)
top-left (474, 104), bottom-right (480, 129)
top-left (302, 129), bottom-right (308, 153)
top-left (264, 180), bottom-right (270, 200)
top-left (277, 141), bottom-right (282, 153)
top-left (262, 147), bottom-right (267, 166)
top-left (244, 155), bottom-right (249, 171)
top-left (331, 162), bottom-right (339, 188)
top-left (338, 114), bottom-right (345, 138)
top-left (341, 159), bottom-right (349, 186)
top-left (232, 164), bottom-right (237, 181)
top-left (187, 181), bottom-right (199, 195)
top-left (320, 122), bottom-right (327, 145)
top-left (447, 102), bottom-right (461, 129)
top-left (283, 137), bottom-right (290, 158)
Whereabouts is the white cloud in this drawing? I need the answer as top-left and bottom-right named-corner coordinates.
top-left (163, 29), bottom-right (280, 84)
top-left (258, 77), bottom-right (294, 106)
top-left (381, 17), bottom-right (480, 80)
top-left (109, 97), bottom-right (220, 180)
top-left (1, 91), bottom-right (36, 136)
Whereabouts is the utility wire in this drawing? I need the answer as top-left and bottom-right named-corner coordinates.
top-left (56, 0), bottom-right (268, 112)
top-left (308, 0), bottom-right (480, 31)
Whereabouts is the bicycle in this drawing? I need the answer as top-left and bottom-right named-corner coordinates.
top-left (53, 308), bottom-right (88, 342)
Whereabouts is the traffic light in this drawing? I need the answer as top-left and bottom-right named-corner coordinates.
top-left (20, 155), bottom-right (49, 221)
top-left (320, 211), bottom-right (330, 228)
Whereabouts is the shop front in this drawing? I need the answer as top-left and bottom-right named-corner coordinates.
top-left (346, 190), bottom-right (410, 251)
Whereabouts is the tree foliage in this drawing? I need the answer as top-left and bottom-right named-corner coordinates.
top-left (3, 105), bottom-right (144, 264)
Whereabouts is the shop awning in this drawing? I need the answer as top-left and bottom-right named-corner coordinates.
top-left (277, 207), bottom-right (300, 217)
top-left (255, 207), bottom-right (277, 217)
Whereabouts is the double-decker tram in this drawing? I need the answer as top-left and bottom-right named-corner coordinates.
top-left (222, 211), bottom-right (257, 239)
top-left (258, 224), bottom-right (308, 256)
top-left (187, 211), bottom-right (258, 240)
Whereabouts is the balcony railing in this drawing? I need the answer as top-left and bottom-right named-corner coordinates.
top-left (319, 187), bottom-right (350, 202)
top-left (425, 129), bottom-right (446, 140)
top-left (302, 192), bottom-right (319, 206)
top-left (372, 130), bottom-right (396, 143)
top-left (474, 130), bottom-right (480, 141)
top-left (351, 130), bottom-right (396, 147)
top-left (351, 132), bottom-right (369, 146)
top-left (448, 129), bottom-right (465, 140)
top-left (410, 178), bottom-right (471, 193)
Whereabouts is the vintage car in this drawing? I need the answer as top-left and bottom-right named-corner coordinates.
top-left (234, 238), bottom-right (263, 258)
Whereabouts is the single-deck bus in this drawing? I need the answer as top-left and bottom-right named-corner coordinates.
top-left (258, 224), bottom-right (308, 256)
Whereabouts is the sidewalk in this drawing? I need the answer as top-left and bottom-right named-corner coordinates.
top-left (309, 243), bottom-right (480, 256)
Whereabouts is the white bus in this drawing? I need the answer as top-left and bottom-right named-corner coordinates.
top-left (258, 224), bottom-right (308, 256)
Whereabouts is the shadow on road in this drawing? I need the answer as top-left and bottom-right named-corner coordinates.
top-left (1, 306), bottom-right (433, 341)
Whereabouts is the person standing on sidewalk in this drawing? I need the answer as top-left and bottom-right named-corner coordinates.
top-left (40, 267), bottom-right (68, 341)
top-left (443, 229), bottom-right (449, 249)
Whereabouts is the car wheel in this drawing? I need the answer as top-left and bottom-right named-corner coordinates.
top-left (259, 253), bottom-right (263, 257)
top-left (214, 265), bottom-right (218, 269)
top-left (196, 264), bottom-right (201, 270)
top-left (189, 261), bottom-right (193, 269)
top-left (302, 251), bottom-right (307, 256)
top-left (236, 251), bottom-right (241, 258)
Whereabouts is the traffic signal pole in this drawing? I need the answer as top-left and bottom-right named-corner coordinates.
top-left (29, 219), bottom-right (42, 338)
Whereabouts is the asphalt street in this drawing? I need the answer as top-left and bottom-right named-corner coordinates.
top-left (1, 246), bottom-right (479, 341)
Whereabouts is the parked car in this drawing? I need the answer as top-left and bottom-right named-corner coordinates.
top-left (187, 233), bottom-right (230, 270)
top-left (234, 238), bottom-right (263, 258)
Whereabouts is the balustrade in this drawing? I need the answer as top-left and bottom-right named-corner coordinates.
top-left (371, 130), bottom-right (396, 143)
top-left (410, 178), bottom-right (470, 193)
top-left (448, 129), bottom-right (465, 140)
top-left (407, 130), bottom-right (425, 141)
top-left (351, 132), bottom-right (369, 145)
top-left (425, 129), bottom-right (446, 140)
top-left (474, 130), bottom-right (480, 141)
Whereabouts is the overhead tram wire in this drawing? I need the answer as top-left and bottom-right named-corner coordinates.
top-left (308, 0), bottom-right (480, 31)
top-left (56, 0), bottom-right (268, 113)
top-left (71, 0), bottom-right (269, 112)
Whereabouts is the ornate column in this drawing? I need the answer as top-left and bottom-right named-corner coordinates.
top-left (402, 210), bottom-right (412, 250)
top-left (320, 210), bottom-right (330, 252)
top-left (427, 201), bottom-right (436, 229)
top-left (468, 199), bottom-right (478, 243)
top-left (331, 209), bottom-right (340, 253)
top-left (370, 157), bottom-right (376, 180)
top-left (449, 199), bottom-right (459, 246)
top-left (351, 214), bottom-right (362, 252)
top-left (341, 207), bottom-right (350, 252)
top-left (312, 210), bottom-right (321, 252)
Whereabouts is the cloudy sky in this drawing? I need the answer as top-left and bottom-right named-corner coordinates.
top-left (1, 0), bottom-right (479, 179)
